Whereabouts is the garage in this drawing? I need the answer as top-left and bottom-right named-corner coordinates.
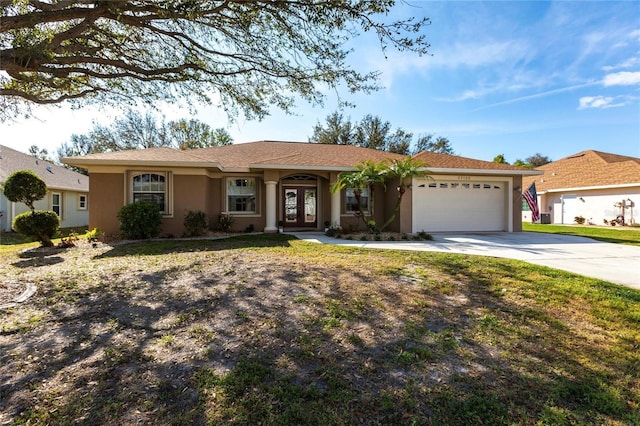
top-left (412, 177), bottom-right (507, 232)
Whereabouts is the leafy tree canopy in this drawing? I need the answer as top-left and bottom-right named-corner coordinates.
top-left (526, 153), bottom-right (552, 167)
top-left (512, 153), bottom-right (552, 168)
top-left (2, 169), bottom-right (47, 210)
top-left (1, 1), bottom-right (430, 121)
top-left (57, 109), bottom-right (232, 161)
top-left (310, 111), bottom-right (451, 155)
top-left (28, 144), bottom-right (52, 161)
top-left (413, 134), bottom-right (455, 155)
top-left (493, 154), bottom-right (508, 164)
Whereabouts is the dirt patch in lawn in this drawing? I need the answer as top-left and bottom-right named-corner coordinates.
top-left (1, 235), bottom-right (637, 425)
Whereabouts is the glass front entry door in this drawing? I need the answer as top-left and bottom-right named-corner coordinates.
top-left (283, 186), bottom-right (317, 228)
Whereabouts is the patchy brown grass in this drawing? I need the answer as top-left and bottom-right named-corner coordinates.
top-left (1, 234), bottom-right (638, 425)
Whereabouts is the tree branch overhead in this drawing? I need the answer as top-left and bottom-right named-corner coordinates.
top-left (1, 0), bottom-right (430, 121)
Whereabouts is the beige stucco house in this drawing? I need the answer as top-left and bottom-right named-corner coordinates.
top-left (62, 141), bottom-right (539, 237)
top-left (522, 150), bottom-right (640, 225)
top-left (1, 145), bottom-right (89, 232)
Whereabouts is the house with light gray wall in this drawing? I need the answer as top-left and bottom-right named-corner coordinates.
top-left (1, 145), bottom-right (89, 232)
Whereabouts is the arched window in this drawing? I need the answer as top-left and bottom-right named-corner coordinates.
top-left (132, 173), bottom-right (167, 213)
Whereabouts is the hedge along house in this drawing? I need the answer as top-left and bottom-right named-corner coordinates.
top-left (522, 150), bottom-right (640, 225)
top-left (61, 141), bottom-right (540, 237)
top-left (0, 145), bottom-right (89, 232)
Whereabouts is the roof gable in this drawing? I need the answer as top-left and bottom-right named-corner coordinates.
top-left (523, 150), bottom-right (640, 191)
top-left (0, 145), bottom-right (89, 192)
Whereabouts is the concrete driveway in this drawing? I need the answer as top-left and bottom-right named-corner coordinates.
top-left (291, 232), bottom-right (640, 289)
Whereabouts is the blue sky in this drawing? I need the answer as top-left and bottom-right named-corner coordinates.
top-left (2, 1), bottom-right (639, 163)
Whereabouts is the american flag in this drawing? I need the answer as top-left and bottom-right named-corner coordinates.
top-left (523, 182), bottom-right (540, 222)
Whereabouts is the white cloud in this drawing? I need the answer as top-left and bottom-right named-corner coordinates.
top-left (602, 56), bottom-right (640, 71)
top-left (602, 71), bottom-right (640, 86)
top-left (578, 95), bottom-right (627, 110)
top-left (469, 82), bottom-right (598, 111)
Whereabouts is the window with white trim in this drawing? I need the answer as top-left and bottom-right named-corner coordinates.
top-left (52, 192), bottom-right (62, 217)
top-left (132, 172), bottom-right (168, 214)
top-left (345, 188), bottom-right (370, 213)
top-left (227, 178), bottom-right (256, 213)
top-left (78, 194), bottom-right (87, 210)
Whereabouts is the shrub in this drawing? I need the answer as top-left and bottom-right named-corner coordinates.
top-left (574, 216), bottom-right (586, 225)
top-left (217, 213), bottom-right (234, 232)
top-left (417, 230), bottom-right (433, 240)
top-left (325, 226), bottom-right (342, 238)
top-left (86, 227), bottom-right (101, 242)
top-left (3, 170), bottom-right (47, 211)
top-left (12, 210), bottom-right (59, 247)
top-left (184, 210), bottom-right (208, 237)
top-left (117, 202), bottom-right (162, 239)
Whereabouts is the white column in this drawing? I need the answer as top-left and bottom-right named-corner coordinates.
top-left (264, 180), bottom-right (278, 233)
top-left (331, 187), bottom-right (341, 228)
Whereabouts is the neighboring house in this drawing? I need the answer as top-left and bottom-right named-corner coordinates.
top-left (61, 141), bottom-right (540, 236)
top-left (522, 150), bottom-right (640, 225)
top-left (0, 145), bottom-right (89, 232)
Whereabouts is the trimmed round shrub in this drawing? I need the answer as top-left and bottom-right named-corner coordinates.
top-left (184, 210), bottom-right (208, 237)
top-left (117, 202), bottom-right (162, 239)
top-left (12, 210), bottom-right (60, 247)
top-left (3, 170), bottom-right (47, 210)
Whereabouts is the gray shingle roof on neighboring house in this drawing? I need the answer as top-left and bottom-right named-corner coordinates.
top-left (0, 145), bottom-right (89, 192)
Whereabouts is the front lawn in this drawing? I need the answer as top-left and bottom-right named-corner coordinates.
top-left (1, 235), bottom-right (638, 425)
top-left (524, 222), bottom-right (640, 246)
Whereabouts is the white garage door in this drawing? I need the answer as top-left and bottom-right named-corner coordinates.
top-left (412, 179), bottom-right (507, 232)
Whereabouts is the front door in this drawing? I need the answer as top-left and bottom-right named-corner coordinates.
top-left (283, 186), bottom-right (317, 228)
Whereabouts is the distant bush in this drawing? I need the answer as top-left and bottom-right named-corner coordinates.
top-left (13, 210), bottom-right (59, 247)
top-left (117, 202), bottom-right (162, 239)
top-left (184, 210), bottom-right (208, 237)
top-left (574, 216), bottom-right (586, 225)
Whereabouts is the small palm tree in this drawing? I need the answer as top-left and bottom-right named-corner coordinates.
top-left (330, 169), bottom-right (368, 228)
top-left (379, 157), bottom-right (428, 232)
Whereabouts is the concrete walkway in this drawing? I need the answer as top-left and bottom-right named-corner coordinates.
top-left (289, 232), bottom-right (640, 290)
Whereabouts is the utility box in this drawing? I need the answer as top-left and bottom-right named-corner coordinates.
top-left (540, 213), bottom-right (551, 224)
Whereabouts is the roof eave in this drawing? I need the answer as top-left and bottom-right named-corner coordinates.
top-left (47, 185), bottom-right (89, 192)
top-left (539, 182), bottom-right (640, 193)
top-left (250, 164), bottom-right (357, 172)
top-left (424, 167), bottom-right (543, 176)
top-left (61, 158), bottom-right (220, 169)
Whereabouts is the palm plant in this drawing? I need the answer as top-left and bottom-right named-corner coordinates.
top-left (330, 169), bottom-right (369, 229)
top-left (379, 157), bottom-right (428, 232)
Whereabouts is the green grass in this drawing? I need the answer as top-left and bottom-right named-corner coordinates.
top-left (524, 222), bottom-right (640, 246)
top-left (1, 234), bottom-right (638, 425)
top-left (0, 227), bottom-right (89, 253)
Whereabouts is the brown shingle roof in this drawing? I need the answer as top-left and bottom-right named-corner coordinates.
top-left (413, 151), bottom-right (528, 171)
top-left (0, 145), bottom-right (88, 192)
top-left (523, 150), bottom-right (640, 192)
top-left (192, 141), bottom-right (406, 169)
top-left (63, 146), bottom-right (207, 163)
top-left (63, 141), bottom-right (407, 170)
top-left (63, 140), bottom-right (539, 174)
